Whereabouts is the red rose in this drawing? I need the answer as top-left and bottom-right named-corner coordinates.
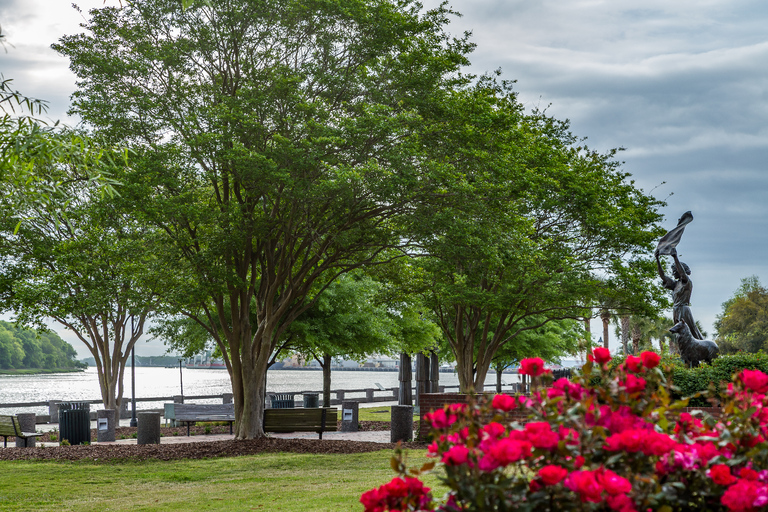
top-left (520, 357), bottom-right (546, 377)
top-left (597, 468), bottom-right (632, 495)
top-left (565, 470), bottom-right (604, 503)
top-left (491, 393), bottom-right (516, 411)
top-left (740, 369), bottom-right (768, 394)
top-left (721, 479), bottom-right (765, 512)
top-left (488, 437), bottom-right (532, 465)
top-left (590, 347), bottom-right (612, 364)
top-left (640, 351), bottom-right (661, 369)
top-left (539, 465), bottom-right (568, 486)
top-left (482, 422), bottom-right (506, 439)
top-left (709, 464), bottom-right (737, 486)
top-left (740, 467), bottom-right (759, 481)
top-left (624, 355), bottom-right (642, 373)
top-left (606, 493), bottom-right (637, 512)
top-left (524, 422), bottom-right (560, 450)
top-left (441, 445), bottom-right (470, 466)
top-left (622, 374), bottom-right (646, 394)
top-left (424, 408), bottom-right (457, 429)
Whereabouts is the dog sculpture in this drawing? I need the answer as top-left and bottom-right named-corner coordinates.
top-left (669, 320), bottom-right (719, 367)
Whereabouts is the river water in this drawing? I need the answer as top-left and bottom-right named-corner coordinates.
top-left (0, 367), bottom-right (518, 416)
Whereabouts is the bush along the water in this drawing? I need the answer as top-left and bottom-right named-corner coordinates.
top-left (362, 348), bottom-right (768, 511)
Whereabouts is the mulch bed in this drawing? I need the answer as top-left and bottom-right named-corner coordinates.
top-left (0, 421), bottom-right (425, 462)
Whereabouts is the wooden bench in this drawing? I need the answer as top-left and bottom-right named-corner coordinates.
top-left (264, 407), bottom-right (338, 439)
top-left (0, 415), bottom-right (43, 448)
top-left (172, 404), bottom-right (236, 436)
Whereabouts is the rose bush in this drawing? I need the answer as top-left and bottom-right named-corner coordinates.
top-left (362, 349), bottom-right (768, 511)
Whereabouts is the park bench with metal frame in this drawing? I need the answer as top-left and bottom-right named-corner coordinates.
top-left (0, 414), bottom-right (43, 447)
top-left (263, 407), bottom-right (338, 440)
top-left (171, 403), bottom-right (236, 436)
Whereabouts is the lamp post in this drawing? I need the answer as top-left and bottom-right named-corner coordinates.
top-left (129, 316), bottom-right (137, 427)
top-left (178, 359), bottom-right (184, 403)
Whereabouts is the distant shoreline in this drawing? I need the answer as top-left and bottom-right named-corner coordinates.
top-left (0, 368), bottom-right (86, 375)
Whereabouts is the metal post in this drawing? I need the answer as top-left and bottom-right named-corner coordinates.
top-left (179, 359), bottom-right (184, 402)
top-left (130, 316), bottom-right (137, 427)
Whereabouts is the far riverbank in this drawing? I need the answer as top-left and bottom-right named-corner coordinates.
top-left (0, 368), bottom-right (85, 375)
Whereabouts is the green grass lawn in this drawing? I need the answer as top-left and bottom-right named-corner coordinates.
top-left (0, 449), bottom-right (439, 512)
top-left (357, 406), bottom-right (421, 422)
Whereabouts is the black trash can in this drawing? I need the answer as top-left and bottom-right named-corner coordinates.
top-left (270, 393), bottom-right (295, 409)
top-left (59, 402), bottom-right (91, 445)
top-left (303, 393), bottom-right (319, 408)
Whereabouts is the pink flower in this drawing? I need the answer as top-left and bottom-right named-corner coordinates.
top-left (425, 408), bottom-right (457, 429)
top-left (491, 394), bottom-right (516, 411)
top-left (604, 429), bottom-right (645, 453)
top-left (597, 468), bottom-right (632, 495)
top-left (565, 470), bottom-right (604, 503)
top-left (488, 437), bottom-right (532, 466)
top-left (741, 369), bottom-right (768, 394)
top-left (606, 493), bottom-right (637, 512)
top-left (538, 465), bottom-right (568, 485)
top-left (624, 355), bottom-right (642, 373)
top-left (442, 445), bottom-right (470, 466)
top-left (482, 422), bottom-right (507, 439)
top-left (524, 422), bottom-right (560, 450)
top-left (721, 478), bottom-right (768, 512)
top-left (710, 464), bottom-right (738, 486)
top-left (640, 351), bottom-right (661, 369)
top-left (590, 347), bottom-right (612, 364)
top-left (520, 357), bottom-right (546, 377)
top-left (622, 374), bottom-right (646, 394)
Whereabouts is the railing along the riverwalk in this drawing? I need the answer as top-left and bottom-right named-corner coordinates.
top-left (0, 382), bottom-right (524, 423)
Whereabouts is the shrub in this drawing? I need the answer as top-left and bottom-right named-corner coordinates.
top-left (363, 352), bottom-right (768, 511)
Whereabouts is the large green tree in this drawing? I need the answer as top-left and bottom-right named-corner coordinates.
top-left (286, 271), bottom-right (440, 406)
top-left (408, 78), bottom-right (666, 393)
top-left (715, 276), bottom-right (768, 353)
top-left (0, 176), bottom-right (158, 410)
top-left (54, 0), bottom-right (472, 438)
top-left (0, 321), bottom-right (84, 370)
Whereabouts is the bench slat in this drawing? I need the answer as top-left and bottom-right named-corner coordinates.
top-left (263, 408), bottom-right (338, 433)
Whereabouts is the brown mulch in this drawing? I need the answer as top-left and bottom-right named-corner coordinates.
top-left (0, 421), bottom-right (425, 463)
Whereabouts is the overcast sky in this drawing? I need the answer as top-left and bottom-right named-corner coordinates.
top-left (1, 0), bottom-right (767, 358)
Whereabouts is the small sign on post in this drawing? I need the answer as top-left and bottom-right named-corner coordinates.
top-left (98, 418), bottom-right (109, 431)
top-left (343, 409), bottom-right (353, 421)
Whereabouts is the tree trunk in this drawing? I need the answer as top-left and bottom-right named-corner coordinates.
top-left (584, 316), bottom-right (592, 356)
top-left (322, 353), bottom-right (331, 408)
top-left (455, 349), bottom-right (476, 393)
top-left (601, 312), bottom-right (611, 349)
top-left (632, 323), bottom-right (642, 355)
top-left (620, 316), bottom-right (630, 355)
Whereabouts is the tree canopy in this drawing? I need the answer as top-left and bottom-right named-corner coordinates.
top-left (54, 0), bottom-right (474, 438)
top-left (402, 77), bottom-right (666, 392)
top-left (0, 320), bottom-right (84, 370)
top-left (715, 276), bottom-right (768, 353)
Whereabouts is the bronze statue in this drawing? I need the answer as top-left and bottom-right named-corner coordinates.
top-left (669, 320), bottom-right (719, 367)
top-left (654, 246), bottom-right (704, 340)
top-left (655, 212), bottom-right (718, 366)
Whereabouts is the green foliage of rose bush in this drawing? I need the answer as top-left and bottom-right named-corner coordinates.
top-left (363, 349), bottom-right (768, 511)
